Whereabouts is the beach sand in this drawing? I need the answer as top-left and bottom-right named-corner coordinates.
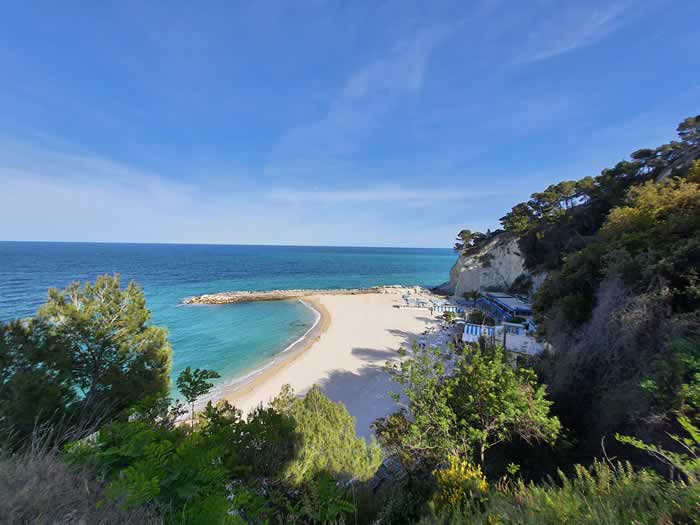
top-left (222, 290), bottom-right (446, 439)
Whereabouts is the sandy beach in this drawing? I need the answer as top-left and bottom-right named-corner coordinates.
top-left (221, 288), bottom-right (450, 439)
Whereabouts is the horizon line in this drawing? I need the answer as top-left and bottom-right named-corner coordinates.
top-left (0, 239), bottom-right (455, 251)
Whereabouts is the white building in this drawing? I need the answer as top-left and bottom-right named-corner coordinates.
top-left (462, 321), bottom-right (543, 355)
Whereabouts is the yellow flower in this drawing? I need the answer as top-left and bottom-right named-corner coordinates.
top-left (432, 456), bottom-right (489, 512)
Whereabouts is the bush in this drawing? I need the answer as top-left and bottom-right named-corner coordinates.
top-left (79, 419), bottom-right (232, 522)
top-left (420, 460), bottom-right (700, 524)
top-left (272, 385), bottom-right (383, 485)
top-left (60, 384), bottom-right (383, 523)
top-left (432, 457), bottom-right (488, 513)
top-left (376, 344), bottom-right (559, 469)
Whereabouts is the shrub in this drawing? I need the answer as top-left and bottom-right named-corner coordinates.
top-left (432, 457), bottom-right (488, 513)
top-left (272, 385), bottom-right (383, 485)
top-left (376, 343), bottom-right (560, 469)
top-left (420, 460), bottom-right (700, 524)
top-left (88, 420), bottom-right (232, 521)
top-left (508, 274), bottom-right (533, 297)
top-left (288, 472), bottom-right (356, 524)
top-left (617, 414), bottom-right (700, 484)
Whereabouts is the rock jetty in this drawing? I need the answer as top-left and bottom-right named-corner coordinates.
top-left (183, 285), bottom-right (414, 305)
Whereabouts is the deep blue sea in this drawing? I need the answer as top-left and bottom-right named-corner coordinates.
top-left (0, 242), bottom-right (455, 396)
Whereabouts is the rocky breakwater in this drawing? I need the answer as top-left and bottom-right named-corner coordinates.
top-left (183, 285), bottom-right (413, 305)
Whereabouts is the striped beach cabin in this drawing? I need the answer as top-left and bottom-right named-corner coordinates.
top-left (431, 304), bottom-right (463, 314)
top-left (462, 321), bottom-right (544, 355)
top-left (462, 323), bottom-right (497, 342)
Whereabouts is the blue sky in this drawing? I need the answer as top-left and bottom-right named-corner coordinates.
top-left (1, 1), bottom-right (698, 248)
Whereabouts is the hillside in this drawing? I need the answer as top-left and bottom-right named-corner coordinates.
top-left (450, 115), bottom-right (700, 445)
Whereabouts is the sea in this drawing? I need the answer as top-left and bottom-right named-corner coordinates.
top-left (0, 242), bottom-right (455, 397)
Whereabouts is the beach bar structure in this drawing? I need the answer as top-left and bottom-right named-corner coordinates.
top-left (476, 292), bottom-right (533, 323)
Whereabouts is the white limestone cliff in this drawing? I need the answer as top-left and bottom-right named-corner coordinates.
top-left (440, 233), bottom-right (534, 297)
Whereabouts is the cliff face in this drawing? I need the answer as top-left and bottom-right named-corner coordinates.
top-left (441, 233), bottom-right (530, 297)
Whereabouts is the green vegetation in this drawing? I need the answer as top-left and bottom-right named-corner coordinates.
top-left (454, 230), bottom-right (489, 254)
top-left (1, 274), bottom-right (171, 447)
top-left (507, 274), bottom-right (533, 298)
top-left (271, 384), bottom-right (382, 485)
top-left (442, 311), bottom-right (458, 323)
top-left (451, 115), bottom-right (700, 442)
top-left (462, 291), bottom-right (482, 306)
top-left (65, 383), bottom-right (382, 524)
top-left (500, 116), bottom-right (699, 271)
top-left (419, 460), bottom-right (699, 524)
top-left (3, 115), bottom-right (700, 523)
top-left (375, 344), bottom-right (560, 469)
top-left (176, 366), bottom-right (220, 426)
top-left (466, 310), bottom-right (495, 326)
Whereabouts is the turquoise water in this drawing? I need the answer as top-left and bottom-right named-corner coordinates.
top-left (0, 242), bottom-right (455, 395)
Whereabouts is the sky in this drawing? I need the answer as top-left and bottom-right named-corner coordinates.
top-left (0, 1), bottom-right (698, 248)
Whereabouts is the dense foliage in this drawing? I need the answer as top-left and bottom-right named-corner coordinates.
top-left (272, 385), bottom-right (382, 485)
top-left (375, 343), bottom-right (560, 470)
top-left (500, 115), bottom-right (700, 272)
top-left (68, 384), bottom-right (381, 524)
top-left (0, 274), bottom-right (171, 446)
top-left (526, 122), bottom-right (700, 445)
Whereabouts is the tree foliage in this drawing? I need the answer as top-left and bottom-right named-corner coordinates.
top-left (535, 176), bottom-right (700, 330)
top-left (454, 229), bottom-right (491, 254)
top-left (375, 343), bottom-right (560, 469)
top-left (0, 320), bottom-right (76, 442)
top-left (1, 275), bottom-right (172, 446)
top-left (38, 274), bottom-right (172, 416)
top-left (64, 382), bottom-right (376, 524)
top-left (272, 385), bottom-right (383, 485)
top-left (176, 366), bottom-right (220, 427)
top-left (494, 117), bottom-right (700, 271)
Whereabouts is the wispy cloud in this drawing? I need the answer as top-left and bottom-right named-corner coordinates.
top-left (513, 2), bottom-right (631, 64)
top-left (269, 25), bottom-right (456, 168)
top-left (0, 139), bottom-right (196, 211)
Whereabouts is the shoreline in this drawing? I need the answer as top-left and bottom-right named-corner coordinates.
top-left (205, 297), bottom-right (332, 408)
top-left (207, 287), bottom-right (450, 439)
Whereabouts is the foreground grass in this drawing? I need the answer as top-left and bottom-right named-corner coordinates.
top-left (420, 461), bottom-right (700, 525)
top-left (0, 447), bottom-right (161, 525)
